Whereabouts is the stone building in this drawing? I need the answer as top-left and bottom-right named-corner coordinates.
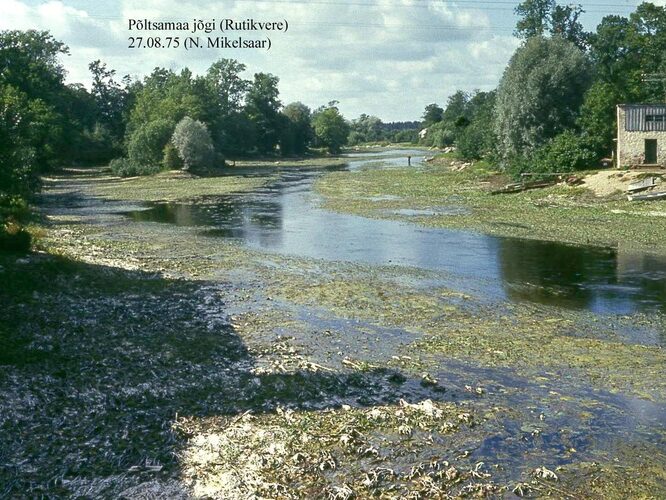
top-left (616, 104), bottom-right (666, 167)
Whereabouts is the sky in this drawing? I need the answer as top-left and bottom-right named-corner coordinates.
top-left (0, 0), bottom-right (662, 121)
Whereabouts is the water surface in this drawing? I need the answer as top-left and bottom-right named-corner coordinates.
top-left (125, 151), bottom-right (666, 317)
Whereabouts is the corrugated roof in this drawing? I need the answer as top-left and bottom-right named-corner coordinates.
top-left (619, 104), bottom-right (666, 132)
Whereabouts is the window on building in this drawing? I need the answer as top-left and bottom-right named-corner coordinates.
top-left (646, 114), bottom-right (666, 124)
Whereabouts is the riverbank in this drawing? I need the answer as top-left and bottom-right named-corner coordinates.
top-left (2, 160), bottom-right (665, 497)
top-left (316, 155), bottom-right (666, 254)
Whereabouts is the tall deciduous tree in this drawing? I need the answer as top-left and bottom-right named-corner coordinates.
top-left (421, 103), bottom-right (443, 127)
top-left (280, 102), bottom-right (312, 155)
top-left (89, 60), bottom-right (128, 143)
top-left (515, 0), bottom-right (588, 49)
top-left (246, 73), bottom-right (282, 153)
top-left (0, 30), bottom-right (70, 167)
top-left (494, 36), bottom-right (591, 163)
top-left (312, 102), bottom-right (350, 154)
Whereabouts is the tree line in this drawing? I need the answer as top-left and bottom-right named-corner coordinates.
top-left (419, 0), bottom-right (666, 175)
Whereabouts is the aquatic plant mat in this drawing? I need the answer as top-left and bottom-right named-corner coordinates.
top-left (1, 167), bottom-right (665, 497)
top-left (316, 156), bottom-right (666, 253)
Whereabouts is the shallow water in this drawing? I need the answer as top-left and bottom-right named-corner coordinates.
top-left (125, 151), bottom-right (666, 317)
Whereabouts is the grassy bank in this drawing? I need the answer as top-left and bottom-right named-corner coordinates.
top-left (315, 156), bottom-right (666, 253)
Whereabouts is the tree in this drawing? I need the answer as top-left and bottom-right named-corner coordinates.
top-left (89, 60), bottom-right (128, 143)
top-left (127, 68), bottom-right (208, 138)
top-left (422, 103), bottom-right (443, 127)
top-left (246, 73), bottom-right (282, 153)
top-left (0, 86), bottom-right (40, 199)
top-left (312, 102), bottom-right (350, 154)
top-left (349, 114), bottom-right (384, 144)
top-left (515, 0), bottom-right (555, 39)
top-left (442, 91), bottom-right (470, 124)
top-left (171, 116), bottom-right (215, 171)
top-left (551, 4), bottom-right (588, 49)
top-left (127, 119), bottom-right (174, 170)
top-left (494, 36), bottom-right (591, 164)
top-left (515, 0), bottom-right (588, 48)
top-left (457, 91), bottom-right (497, 160)
top-left (280, 102), bottom-right (312, 155)
top-left (577, 81), bottom-right (623, 157)
top-left (205, 59), bottom-right (250, 116)
top-left (0, 30), bottom-right (71, 167)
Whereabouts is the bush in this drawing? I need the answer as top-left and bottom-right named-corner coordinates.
top-left (109, 157), bottom-right (161, 177)
top-left (127, 119), bottom-right (174, 169)
top-left (420, 121), bottom-right (455, 148)
top-left (508, 130), bottom-right (596, 178)
top-left (171, 117), bottom-right (215, 171)
top-left (162, 142), bottom-right (183, 170)
top-left (392, 129), bottom-right (418, 144)
top-left (0, 221), bottom-right (31, 253)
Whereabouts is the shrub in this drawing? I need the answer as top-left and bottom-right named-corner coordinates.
top-left (162, 142), bottom-right (183, 170)
top-left (420, 121), bottom-right (455, 148)
top-left (507, 130), bottom-right (596, 178)
top-left (171, 117), bottom-right (215, 171)
top-left (109, 157), bottom-right (161, 177)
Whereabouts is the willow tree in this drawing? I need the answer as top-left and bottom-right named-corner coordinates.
top-left (494, 36), bottom-right (591, 165)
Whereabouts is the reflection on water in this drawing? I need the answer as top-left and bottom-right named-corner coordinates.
top-left (497, 238), bottom-right (666, 314)
top-left (125, 151), bottom-right (666, 316)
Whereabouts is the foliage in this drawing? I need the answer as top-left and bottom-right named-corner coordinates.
top-left (421, 121), bottom-right (455, 148)
top-left (127, 68), bottom-right (209, 141)
top-left (162, 142), bottom-right (183, 170)
top-left (509, 130), bottom-right (596, 177)
top-left (349, 114), bottom-right (384, 144)
top-left (280, 102), bottom-right (312, 155)
top-left (127, 119), bottom-right (174, 170)
top-left (515, 0), bottom-right (588, 48)
top-left (456, 91), bottom-right (497, 160)
top-left (0, 30), bottom-right (72, 168)
top-left (88, 60), bottom-right (129, 155)
top-left (577, 81), bottom-right (623, 158)
top-left (495, 36), bottom-right (591, 166)
top-left (312, 102), bottom-right (350, 154)
top-left (0, 85), bottom-right (41, 199)
top-left (393, 129), bottom-right (419, 143)
top-left (0, 220), bottom-right (31, 253)
top-left (422, 103), bottom-right (444, 127)
top-left (245, 73), bottom-right (282, 153)
top-left (109, 157), bottom-right (155, 177)
top-left (171, 116), bottom-right (215, 171)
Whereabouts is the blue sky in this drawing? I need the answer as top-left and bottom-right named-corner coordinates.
top-left (1, 0), bottom-right (660, 120)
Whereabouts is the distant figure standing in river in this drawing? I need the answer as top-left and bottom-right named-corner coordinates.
top-left (408, 156), bottom-right (411, 166)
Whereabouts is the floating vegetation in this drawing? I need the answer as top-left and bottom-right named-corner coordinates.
top-left (315, 156), bottom-right (666, 252)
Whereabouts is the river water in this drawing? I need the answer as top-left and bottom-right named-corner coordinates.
top-left (125, 150), bottom-right (666, 319)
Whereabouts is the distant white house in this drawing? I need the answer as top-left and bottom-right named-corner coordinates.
top-left (617, 104), bottom-right (666, 167)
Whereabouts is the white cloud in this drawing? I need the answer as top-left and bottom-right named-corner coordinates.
top-left (1, 0), bottom-right (523, 120)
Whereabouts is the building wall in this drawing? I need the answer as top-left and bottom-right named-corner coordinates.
top-left (617, 106), bottom-right (666, 167)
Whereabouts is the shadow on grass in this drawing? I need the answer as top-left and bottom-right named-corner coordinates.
top-left (0, 252), bottom-right (447, 496)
